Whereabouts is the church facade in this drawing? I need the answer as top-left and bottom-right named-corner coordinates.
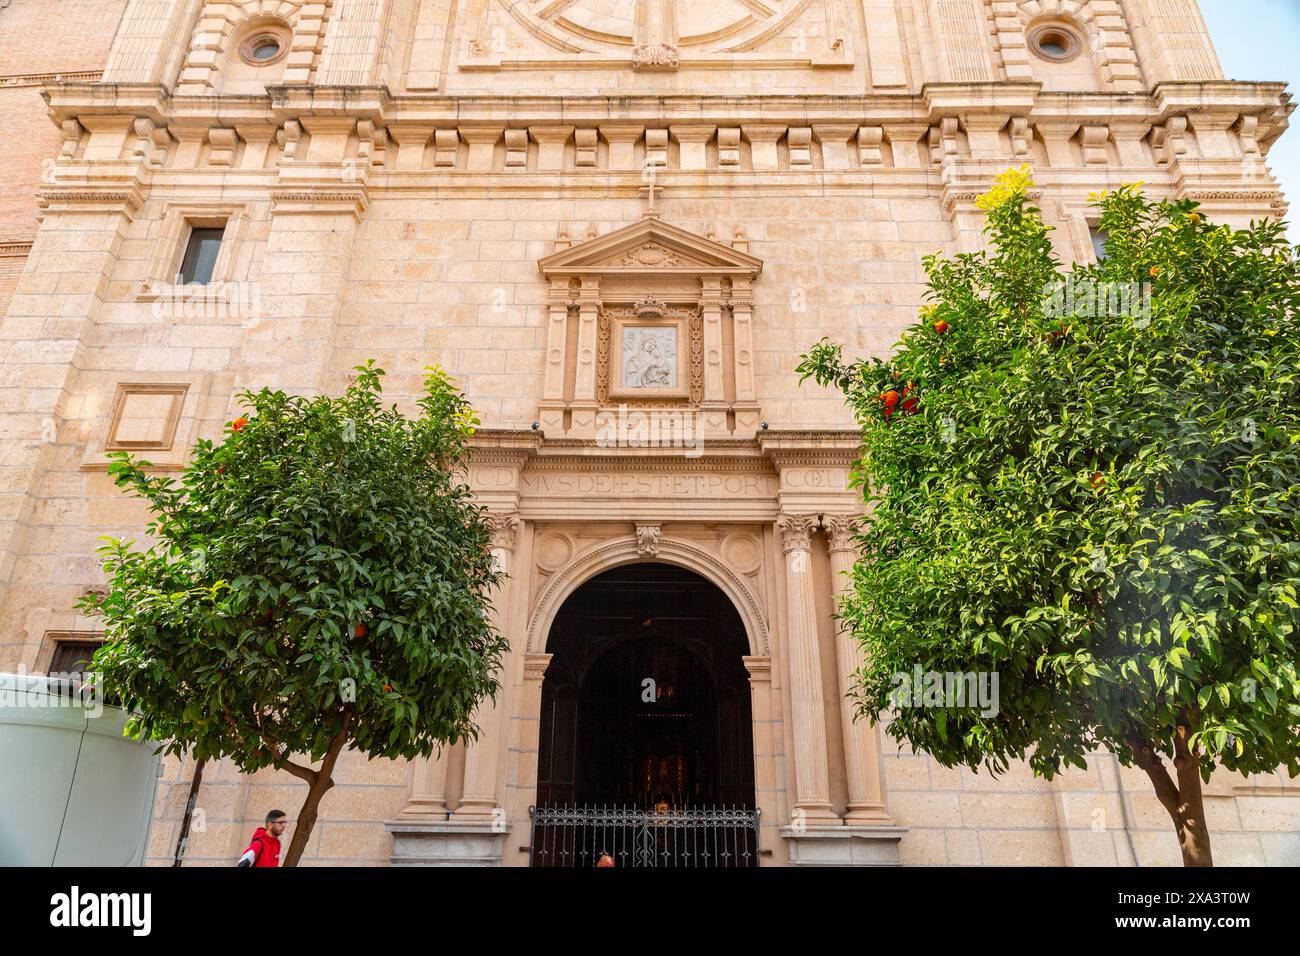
top-left (1, 0), bottom-right (1297, 866)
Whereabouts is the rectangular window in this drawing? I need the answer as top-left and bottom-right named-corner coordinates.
top-left (48, 639), bottom-right (103, 675)
top-left (177, 226), bottom-right (225, 284)
top-left (1090, 225), bottom-right (1109, 262)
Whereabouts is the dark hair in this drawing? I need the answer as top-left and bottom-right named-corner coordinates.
top-left (266, 809), bottom-right (287, 825)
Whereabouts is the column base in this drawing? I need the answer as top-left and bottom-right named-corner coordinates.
top-left (843, 803), bottom-right (896, 826)
top-left (778, 824), bottom-right (907, 866)
top-left (385, 820), bottom-right (511, 866)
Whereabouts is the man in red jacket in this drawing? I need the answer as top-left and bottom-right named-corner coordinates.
top-left (237, 810), bottom-right (287, 867)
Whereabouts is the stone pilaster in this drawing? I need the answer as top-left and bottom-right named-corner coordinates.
top-left (316, 0), bottom-right (395, 86)
top-left (101, 0), bottom-right (202, 84)
top-left (453, 511), bottom-right (521, 823)
top-left (776, 512), bottom-right (839, 825)
top-left (822, 514), bottom-right (892, 825)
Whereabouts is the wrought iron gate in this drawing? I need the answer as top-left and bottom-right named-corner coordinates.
top-left (529, 804), bottom-right (761, 867)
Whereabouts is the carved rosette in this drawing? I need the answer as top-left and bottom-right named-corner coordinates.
top-left (635, 523), bottom-right (662, 557)
top-left (822, 514), bottom-right (861, 556)
top-left (776, 514), bottom-right (819, 554)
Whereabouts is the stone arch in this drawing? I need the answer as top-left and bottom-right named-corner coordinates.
top-left (526, 535), bottom-right (770, 657)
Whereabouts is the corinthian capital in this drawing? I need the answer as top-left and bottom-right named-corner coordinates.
top-left (822, 514), bottom-right (861, 555)
top-left (776, 513), bottom-right (819, 553)
top-left (487, 512), bottom-right (521, 552)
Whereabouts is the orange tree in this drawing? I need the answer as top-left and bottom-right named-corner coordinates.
top-left (798, 169), bottom-right (1300, 866)
top-left (80, 362), bottom-right (506, 865)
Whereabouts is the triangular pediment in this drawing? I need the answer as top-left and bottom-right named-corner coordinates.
top-left (539, 215), bottom-right (763, 277)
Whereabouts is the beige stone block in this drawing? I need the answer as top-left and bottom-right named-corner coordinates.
top-left (881, 752), bottom-right (930, 790)
top-left (1057, 828), bottom-right (1121, 865)
top-left (1236, 795), bottom-right (1300, 831)
top-left (898, 828), bottom-right (947, 864)
top-left (1259, 832), bottom-right (1300, 866)
top-left (977, 829), bottom-right (1065, 865)
top-left (944, 828), bottom-right (981, 864)
top-left (891, 792), bottom-right (962, 828)
top-left (961, 792), bottom-right (1057, 828)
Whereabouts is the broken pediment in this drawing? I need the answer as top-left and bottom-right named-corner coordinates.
top-left (539, 215), bottom-right (763, 278)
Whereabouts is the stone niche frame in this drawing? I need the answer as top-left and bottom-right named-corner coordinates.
top-left (537, 214), bottom-right (764, 440)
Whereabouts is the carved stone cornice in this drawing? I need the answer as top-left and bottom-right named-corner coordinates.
top-left (37, 184), bottom-right (144, 216)
top-left (270, 185), bottom-right (369, 218)
top-left (776, 513), bottom-right (820, 553)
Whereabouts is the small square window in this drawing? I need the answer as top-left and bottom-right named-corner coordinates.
top-left (1090, 226), bottom-right (1109, 261)
top-left (49, 639), bottom-right (104, 676)
top-left (177, 226), bottom-right (226, 285)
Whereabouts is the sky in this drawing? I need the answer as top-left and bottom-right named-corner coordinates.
top-left (1198, 0), bottom-right (1300, 241)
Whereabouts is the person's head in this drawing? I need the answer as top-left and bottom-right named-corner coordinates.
top-left (596, 852), bottom-right (615, 868)
top-left (265, 810), bottom-right (287, 837)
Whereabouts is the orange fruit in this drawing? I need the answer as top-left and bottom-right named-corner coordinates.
top-left (934, 320), bottom-right (949, 334)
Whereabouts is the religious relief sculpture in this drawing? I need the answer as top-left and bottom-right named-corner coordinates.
top-left (622, 327), bottom-right (677, 389)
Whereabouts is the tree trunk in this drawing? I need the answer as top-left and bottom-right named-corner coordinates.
top-left (172, 757), bottom-right (206, 867)
top-left (280, 711), bottom-right (353, 867)
top-left (1128, 729), bottom-right (1214, 867)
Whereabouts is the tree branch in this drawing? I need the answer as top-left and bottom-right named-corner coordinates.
top-left (1126, 732), bottom-right (1181, 822)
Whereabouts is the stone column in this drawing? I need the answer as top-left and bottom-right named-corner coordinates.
top-left (398, 748), bottom-right (453, 819)
top-left (776, 513), bottom-right (839, 825)
top-left (453, 512), bottom-right (521, 823)
top-left (822, 514), bottom-right (892, 824)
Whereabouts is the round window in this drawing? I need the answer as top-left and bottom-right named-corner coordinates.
top-left (1028, 23), bottom-right (1084, 63)
top-left (238, 26), bottom-right (291, 67)
top-left (251, 39), bottom-right (281, 61)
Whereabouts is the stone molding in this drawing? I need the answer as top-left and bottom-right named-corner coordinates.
top-left (525, 534), bottom-right (770, 656)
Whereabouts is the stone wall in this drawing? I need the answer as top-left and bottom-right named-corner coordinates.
top-left (0, 0), bottom-right (1296, 866)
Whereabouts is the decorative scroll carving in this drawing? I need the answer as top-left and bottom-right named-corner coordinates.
top-left (635, 524), bottom-right (662, 557)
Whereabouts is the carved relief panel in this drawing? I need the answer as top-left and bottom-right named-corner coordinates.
top-left (460, 0), bottom-right (852, 71)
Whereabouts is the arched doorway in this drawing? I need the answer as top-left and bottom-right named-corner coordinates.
top-left (532, 563), bottom-right (759, 866)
